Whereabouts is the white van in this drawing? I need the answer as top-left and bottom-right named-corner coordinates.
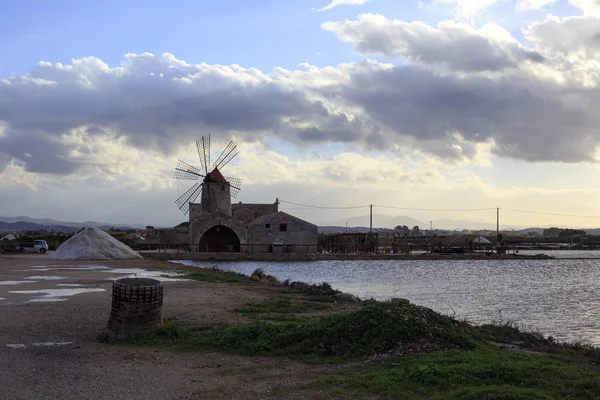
top-left (33, 240), bottom-right (49, 253)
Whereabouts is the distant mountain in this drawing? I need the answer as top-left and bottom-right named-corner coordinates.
top-left (0, 221), bottom-right (77, 233)
top-left (0, 216), bottom-right (145, 230)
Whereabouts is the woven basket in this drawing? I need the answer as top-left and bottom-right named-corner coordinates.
top-left (104, 277), bottom-right (164, 341)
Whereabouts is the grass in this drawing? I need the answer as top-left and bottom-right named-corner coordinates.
top-left (181, 270), bottom-right (246, 283)
top-left (137, 300), bottom-right (476, 359)
top-left (309, 345), bottom-right (600, 399)
top-left (123, 293), bottom-right (600, 399)
top-left (234, 297), bottom-right (329, 314)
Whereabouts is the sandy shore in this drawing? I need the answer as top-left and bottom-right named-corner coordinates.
top-left (0, 254), bottom-right (351, 400)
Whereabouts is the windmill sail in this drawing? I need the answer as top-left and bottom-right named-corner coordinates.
top-left (174, 135), bottom-right (243, 215)
top-left (196, 135), bottom-right (210, 174)
top-left (174, 159), bottom-right (205, 180)
top-left (213, 141), bottom-right (238, 170)
top-left (175, 182), bottom-right (202, 215)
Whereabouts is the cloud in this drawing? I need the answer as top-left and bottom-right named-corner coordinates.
top-left (0, 53), bottom-right (380, 175)
top-left (322, 14), bottom-right (544, 71)
top-left (525, 14), bottom-right (600, 60)
top-left (318, 0), bottom-right (372, 12)
top-left (517, 0), bottom-right (557, 10)
top-left (5, 5), bottom-right (600, 180)
top-left (569, 0), bottom-right (600, 15)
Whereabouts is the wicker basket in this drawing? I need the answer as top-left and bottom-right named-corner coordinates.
top-left (104, 277), bottom-right (164, 341)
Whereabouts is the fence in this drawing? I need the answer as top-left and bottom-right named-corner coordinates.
top-left (137, 243), bottom-right (320, 254)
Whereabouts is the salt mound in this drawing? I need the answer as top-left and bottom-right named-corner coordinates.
top-left (48, 227), bottom-right (143, 261)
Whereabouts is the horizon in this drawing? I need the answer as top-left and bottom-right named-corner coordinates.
top-left (0, 212), bottom-right (597, 232)
top-left (3, 1), bottom-right (600, 227)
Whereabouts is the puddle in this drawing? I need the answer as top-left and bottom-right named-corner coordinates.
top-left (6, 344), bottom-right (26, 349)
top-left (0, 281), bottom-right (37, 285)
top-left (28, 298), bottom-right (68, 303)
top-left (56, 284), bottom-right (83, 287)
top-left (104, 268), bottom-right (184, 282)
top-left (26, 265), bottom-right (110, 272)
top-left (0, 298), bottom-right (5, 300)
top-left (10, 288), bottom-right (106, 302)
top-left (25, 276), bottom-right (67, 280)
top-left (32, 342), bottom-right (73, 347)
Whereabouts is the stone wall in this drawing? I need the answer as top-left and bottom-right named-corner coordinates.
top-left (247, 211), bottom-right (317, 253)
top-left (201, 181), bottom-right (232, 216)
top-left (189, 204), bottom-right (203, 221)
top-left (189, 211), bottom-right (247, 250)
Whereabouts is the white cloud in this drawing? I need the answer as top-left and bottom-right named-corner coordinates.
top-left (318, 0), bottom-right (372, 11)
top-left (569, 0), bottom-right (600, 15)
top-left (517, 0), bottom-right (557, 10)
top-left (322, 14), bottom-right (544, 71)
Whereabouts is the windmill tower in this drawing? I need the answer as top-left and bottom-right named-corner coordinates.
top-left (174, 135), bottom-right (242, 217)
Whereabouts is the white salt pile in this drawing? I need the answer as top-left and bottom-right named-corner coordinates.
top-left (48, 227), bottom-right (143, 261)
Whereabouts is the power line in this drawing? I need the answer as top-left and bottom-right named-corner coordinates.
top-left (504, 208), bottom-right (600, 219)
top-left (279, 200), bottom-right (369, 210)
top-left (374, 205), bottom-right (496, 212)
top-left (280, 200), bottom-right (600, 219)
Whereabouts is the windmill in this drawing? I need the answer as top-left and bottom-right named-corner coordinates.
top-left (174, 135), bottom-right (243, 215)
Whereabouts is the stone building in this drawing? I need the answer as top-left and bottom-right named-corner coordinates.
top-left (188, 171), bottom-right (317, 253)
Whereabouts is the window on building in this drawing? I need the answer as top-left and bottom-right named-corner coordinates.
top-left (265, 224), bottom-right (270, 229)
top-left (279, 223), bottom-right (287, 232)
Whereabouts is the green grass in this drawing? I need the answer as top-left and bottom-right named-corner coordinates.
top-left (181, 270), bottom-right (246, 283)
top-left (234, 297), bottom-right (329, 314)
top-left (309, 345), bottom-right (600, 399)
top-left (138, 300), bottom-right (476, 359)
top-left (126, 297), bottom-right (600, 399)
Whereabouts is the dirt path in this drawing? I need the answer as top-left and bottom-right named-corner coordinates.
top-left (0, 254), bottom-right (354, 400)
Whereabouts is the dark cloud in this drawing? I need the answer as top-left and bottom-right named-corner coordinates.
top-left (322, 14), bottom-right (544, 72)
top-left (3, 10), bottom-right (600, 176)
top-left (341, 63), bottom-right (600, 162)
top-left (0, 53), bottom-right (362, 174)
top-left (0, 130), bottom-right (82, 174)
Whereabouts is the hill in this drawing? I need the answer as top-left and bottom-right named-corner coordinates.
top-left (0, 216), bottom-right (145, 229)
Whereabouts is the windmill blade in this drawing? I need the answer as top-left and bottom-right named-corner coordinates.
top-left (174, 159), bottom-right (204, 180)
top-left (213, 141), bottom-right (238, 171)
top-left (196, 135), bottom-right (210, 174)
top-left (175, 182), bottom-right (202, 214)
top-left (225, 177), bottom-right (243, 198)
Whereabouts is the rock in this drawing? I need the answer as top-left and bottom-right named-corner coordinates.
top-left (336, 293), bottom-right (360, 303)
top-left (290, 281), bottom-right (310, 290)
top-left (250, 275), bottom-right (261, 281)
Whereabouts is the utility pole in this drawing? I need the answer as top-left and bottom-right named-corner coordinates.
top-left (430, 220), bottom-right (432, 231)
top-left (370, 204), bottom-right (373, 253)
top-left (496, 207), bottom-right (500, 250)
top-left (370, 204), bottom-right (373, 234)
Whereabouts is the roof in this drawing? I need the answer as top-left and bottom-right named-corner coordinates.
top-left (249, 211), bottom-right (317, 228)
top-left (473, 235), bottom-right (493, 244)
top-left (209, 167), bottom-right (227, 183)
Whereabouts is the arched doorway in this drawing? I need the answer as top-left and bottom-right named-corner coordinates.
top-left (198, 225), bottom-right (241, 253)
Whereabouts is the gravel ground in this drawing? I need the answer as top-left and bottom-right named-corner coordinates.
top-left (0, 254), bottom-right (349, 400)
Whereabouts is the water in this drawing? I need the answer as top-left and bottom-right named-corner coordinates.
top-left (172, 252), bottom-right (600, 346)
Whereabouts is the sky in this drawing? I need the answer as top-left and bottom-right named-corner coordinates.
top-left (2, 0), bottom-right (600, 228)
